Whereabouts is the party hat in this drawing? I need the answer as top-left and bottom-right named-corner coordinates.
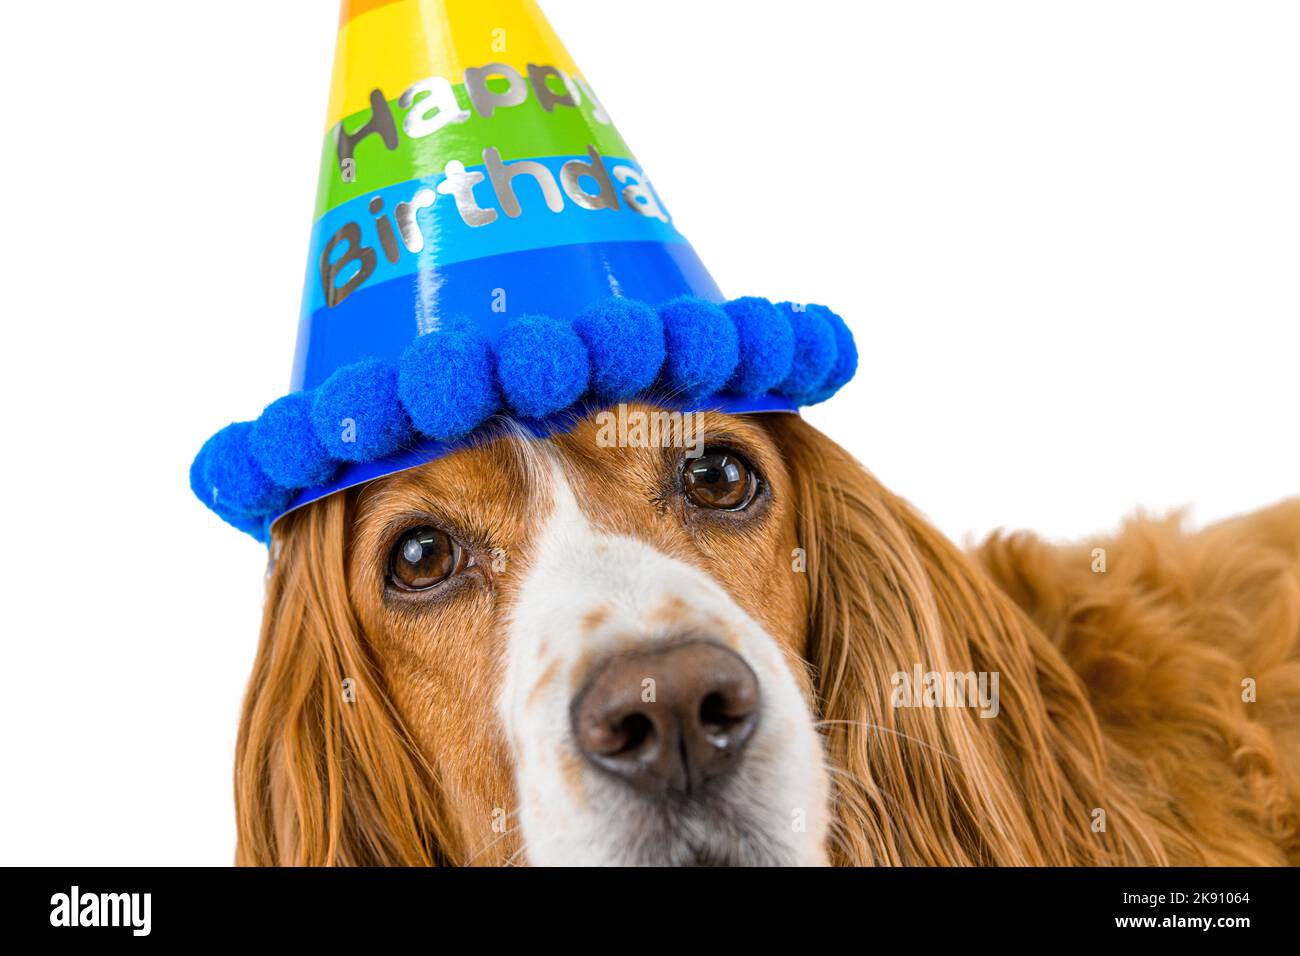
top-left (192, 0), bottom-right (857, 541)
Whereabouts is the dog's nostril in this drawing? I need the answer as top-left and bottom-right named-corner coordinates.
top-left (700, 691), bottom-right (743, 732)
top-left (571, 640), bottom-right (761, 796)
top-left (611, 712), bottom-right (655, 757)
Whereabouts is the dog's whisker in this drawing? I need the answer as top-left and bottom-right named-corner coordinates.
top-left (462, 810), bottom-right (522, 865)
top-left (823, 763), bottom-right (901, 813)
top-left (502, 828), bottom-right (560, 867)
top-left (814, 719), bottom-right (965, 766)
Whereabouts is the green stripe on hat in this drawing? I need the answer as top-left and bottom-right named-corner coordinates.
top-left (314, 79), bottom-right (631, 218)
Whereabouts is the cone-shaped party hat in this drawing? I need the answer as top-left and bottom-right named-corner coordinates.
top-left (192, 0), bottom-right (857, 541)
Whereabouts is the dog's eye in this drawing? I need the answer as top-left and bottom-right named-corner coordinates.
top-left (682, 448), bottom-right (759, 511)
top-left (388, 527), bottom-right (463, 591)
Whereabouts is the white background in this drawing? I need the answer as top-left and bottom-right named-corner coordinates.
top-left (0, 1), bottom-right (1295, 864)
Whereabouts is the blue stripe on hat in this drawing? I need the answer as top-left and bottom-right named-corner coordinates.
top-left (292, 239), bottom-right (722, 390)
top-left (304, 155), bottom-right (683, 316)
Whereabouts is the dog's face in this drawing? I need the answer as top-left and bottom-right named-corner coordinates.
top-left (242, 402), bottom-right (1186, 866)
top-left (345, 406), bottom-right (829, 865)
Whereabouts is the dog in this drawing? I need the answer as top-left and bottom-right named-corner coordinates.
top-left (233, 403), bottom-right (1300, 865)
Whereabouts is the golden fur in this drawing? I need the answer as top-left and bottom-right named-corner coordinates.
top-left (235, 410), bottom-right (1300, 865)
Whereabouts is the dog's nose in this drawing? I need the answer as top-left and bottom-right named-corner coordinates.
top-left (571, 640), bottom-right (760, 795)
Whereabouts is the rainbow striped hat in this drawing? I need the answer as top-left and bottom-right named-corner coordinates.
top-left (192, 0), bottom-right (857, 541)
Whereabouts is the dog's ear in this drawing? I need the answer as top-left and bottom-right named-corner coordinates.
top-left (234, 494), bottom-right (454, 866)
top-left (769, 416), bottom-right (1169, 865)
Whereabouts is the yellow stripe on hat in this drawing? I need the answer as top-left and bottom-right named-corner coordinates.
top-left (326, 0), bottom-right (581, 131)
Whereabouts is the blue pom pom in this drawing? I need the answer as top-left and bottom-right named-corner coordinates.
top-left (723, 297), bottom-right (795, 397)
top-left (658, 296), bottom-right (739, 400)
top-left (190, 434), bottom-right (216, 508)
top-left (213, 502), bottom-right (271, 540)
top-left (775, 303), bottom-right (837, 404)
top-left (250, 392), bottom-right (336, 488)
top-left (200, 422), bottom-right (294, 518)
top-left (311, 359), bottom-right (412, 462)
top-left (399, 327), bottom-right (499, 440)
top-left (494, 314), bottom-right (590, 419)
top-left (191, 436), bottom-right (276, 540)
top-left (804, 305), bottom-right (858, 404)
top-left (573, 297), bottom-right (665, 402)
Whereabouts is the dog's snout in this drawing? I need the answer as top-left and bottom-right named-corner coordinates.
top-left (570, 640), bottom-right (760, 795)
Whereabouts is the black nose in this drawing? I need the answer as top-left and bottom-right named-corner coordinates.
top-left (571, 641), bottom-right (760, 796)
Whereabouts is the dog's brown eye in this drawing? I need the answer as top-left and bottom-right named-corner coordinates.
top-left (682, 449), bottom-right (759, 511)
top-left (389, 527), bottom-right (462, 591)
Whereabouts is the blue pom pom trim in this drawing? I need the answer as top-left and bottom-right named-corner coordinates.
top-left (574, 297), bottom-right (664, 402)
top-left (311, 358), bottom-right (412, 462)
top-left (495, 313), bottom-right (591, 419)
top-left (777, 302), bottom-right (839, 405)
top-left (724, 297), bottom-right (795, 397)
top-left (251, 392), bottom-right (336, 488)
top-left (399, 326), bottom-right (499, 441)
top-left (192, 294), bottom-right (857, 540)
top-left (658, 296), bottom-right (739, 400)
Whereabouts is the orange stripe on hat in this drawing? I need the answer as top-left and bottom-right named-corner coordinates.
top-left (339, 0), bottom-right (405, 28)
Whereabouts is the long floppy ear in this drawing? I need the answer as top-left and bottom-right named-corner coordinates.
top-left (234, 493), bottom-right (455, 865)
top-left (769, 415), bottom-right (1172, 865)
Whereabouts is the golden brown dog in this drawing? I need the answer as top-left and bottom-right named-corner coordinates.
top-left (234, 406), bottom-right (1300, 865)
